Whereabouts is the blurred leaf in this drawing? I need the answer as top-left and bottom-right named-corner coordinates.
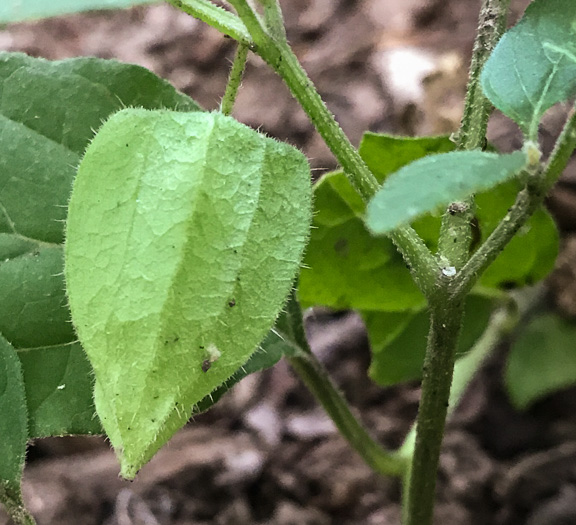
top-left (359, 133), bottom-right (455, 182)
top-left (0, 52), bottom-right (201, 438)
top-left (299, 134), bottom-right (455, 312)
top-left (366, 151), bottom-right (527, 235)
top-left (366, 295), bottom-right (494, 386)
top-left (0, 247), bottom-right (74, 348)
top-left (0, 0), bottom-right (157, 23)
top-left (0, 336), bottom-right (28, 507)
top-left (300, 196), bottom-right (425, 311)
top-left (18, 343), bottom-right (101, 437)
top-left (65, 109), bottom-right (312, 478)
top-left (506, 313), bottom-right (576, 409)
top-left (481, 0), bottom-right (576, 137)
top-left (476, 180), bottom-right (559, 288)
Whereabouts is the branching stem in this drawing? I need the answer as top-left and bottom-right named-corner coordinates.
top-left (220, 43), bottom-right (249, 116)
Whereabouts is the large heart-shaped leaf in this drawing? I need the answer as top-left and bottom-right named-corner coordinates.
top-left (0, 0), bottom-right (157, 23)
top-left (0, 336), bottom-right (28, 517)
top-left (0, 52), bottom-right (201, 438)
top-left (65, 109), bottom-right (312, 478)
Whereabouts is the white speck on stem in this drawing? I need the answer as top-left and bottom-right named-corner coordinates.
top-left (442, 266), bottom-right (457, 277)
top-left (57, 384), bottom-right (66, 390)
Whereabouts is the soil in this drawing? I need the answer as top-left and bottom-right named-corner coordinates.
top-left (2, 1), bottom-right (576, 524)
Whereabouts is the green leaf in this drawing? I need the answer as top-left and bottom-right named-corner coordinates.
top-left (366, 295), bottom-right (494, 386)
top-left (0, 52), bottom-right (202, 439)
top-left (18, 343), bottom-right (101, 437)
top-left (300, 197), bottom-right (425, 311)
top-left (366, 151), bottom-right (527, 235)
top-left (299, 134), bottom-right (455, 312)
top-left (195, 290), bottom-right (306, 413)
top-left (65, 109), bottom-right (312, 478)
top-left (0, 0), bottom-right (157, 23)
top-left (481, 0), bottom-right (576, 138)
top-left (358, 133), bottom-right (455, 182)
top-left (0, 247), bottom-right (74, 348)
top-left (0, 335), bottom-right (28, 505)
top-left (476, 180), bottom-right (559, 288)
top-left (506, 313), bottom-right (576, 409)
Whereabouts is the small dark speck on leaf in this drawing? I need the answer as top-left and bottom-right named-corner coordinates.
top-left (228, 299), bottom-right (236, 307)
top-left (334, 238), bottom-right (349, 256)
top-left (202, 359), bottom-right (212, 372)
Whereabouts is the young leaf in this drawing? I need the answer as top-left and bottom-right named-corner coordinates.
top-left (506, 313), bottom-right (576, 409)
top-left (65, 109), bottom-right (312, 478)
top-left (481, 0), bottom-right (576, 138)
top-left (366, 151), bottom-right (527, 235)
top-left (194, 291), bottom-right (305, 413)
top-left (0, 0), bottom-right (156, 23)
top-left (365, 295), bottom-right (494, 386)
top-left (0, 336), bottom-right (28, 512)
top-left (18, 343), bottom-right (101, 437)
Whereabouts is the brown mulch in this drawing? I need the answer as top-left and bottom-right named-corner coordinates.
top-left (2, 1), bottom-right (576, 524)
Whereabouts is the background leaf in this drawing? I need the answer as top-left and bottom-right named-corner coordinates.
top-left (481, 0), bottom-right (576, 137)
top-left (65, 109), bottom-right (312, 478)
top-left (299, 135), bottom-right (454, 312)
top-left (365, 295), bottom-right (494, 386)
top-left (0, 336), bottom-right (28, 509)
top-left (0, 0), bottom-right (157, 23)
top-left (366, 151), bottom-right (527, 235)
top-left (0, 52), bottom-right (201, 439)
top-left (18, 343), bottom-right (102, 437)
top-left (506, 313), bottom-right (576, 409)
top-left (476, 180), bottom-right (559, 288)
top-left (358, 133), bottom-right (455, 181)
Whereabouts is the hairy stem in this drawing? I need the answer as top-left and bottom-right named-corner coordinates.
top-left (544, 103), bottom-right (576, 192)
top-left (287, 350), bottom-right (407, 478)
top-left (0, 487), bottom-right (36, 525)
top-left (438, 0), bottom-right (511, 266)
top-left (220, 43), bottom-right (249, 116)
top-left (403, 294), bottom-right (465, 525)
top-left (404, 3), bottom-right (513, 522)
top-left (166, 0), bottom-right (252, 44)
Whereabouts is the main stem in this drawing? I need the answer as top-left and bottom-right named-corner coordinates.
top-left (404, 1), bottom-right (512, 523)
top-left (403, 295), bottom-right (465, 525)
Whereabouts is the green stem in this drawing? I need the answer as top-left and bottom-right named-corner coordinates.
top-left (166, 0), bottom-right (252, 44)
top-left (438, 0), bottom-right (510, 266)
top-left (405, 4), bottom-right (512, 522)
top-left (257, 0), bottom-right (287, 42)
top-left (453, 0), bottom-right (511, 151)
top-left (227, 0), bottom-right (439, 296)
top-left (403, 295), bottom-right (465, 525)
top-left (453, 183), bottom-right (541, 299)
top-left (279, 288), bottom-right (407, 478)
top-left (287, 350), bottom-right (407, 478)
top-left (544, 103), bottom-right (576, 192)
top-left (0, 486), bottom-right (36, 525)
top-left (398, 297), bottom-right (516, 462)
top-left (220, 43), bottom-right (249, 116)
top-left (455, 101), bottom-right (576, 298)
